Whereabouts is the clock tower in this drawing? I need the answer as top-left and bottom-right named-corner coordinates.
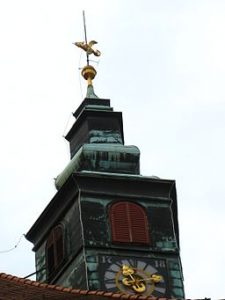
top-left (26, 37), bottom-right (185, 298)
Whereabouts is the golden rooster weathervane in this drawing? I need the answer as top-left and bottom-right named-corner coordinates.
top-left (73, 11), bottom-right (101, 90)
top-left (75, 40), bottom-right (101, 58)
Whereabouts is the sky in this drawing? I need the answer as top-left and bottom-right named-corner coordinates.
top-left (0, 0), bottom-right (224, 299)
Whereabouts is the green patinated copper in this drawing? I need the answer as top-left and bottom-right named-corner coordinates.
top-left (86, 84), bottom-right (99, 99)
top-left (55, 144), bottom-right (140, 190)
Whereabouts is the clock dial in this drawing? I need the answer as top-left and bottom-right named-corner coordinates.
top-left (99, 255), bottom-right (167, 297)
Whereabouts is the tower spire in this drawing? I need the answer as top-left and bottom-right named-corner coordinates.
top-left (74, 11), bottom-right (101, 98)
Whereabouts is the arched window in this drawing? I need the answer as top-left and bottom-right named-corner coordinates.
top-left (110, 202), bottom-right (150, 245)
top-left (46, 225), bottom-right (64, 278)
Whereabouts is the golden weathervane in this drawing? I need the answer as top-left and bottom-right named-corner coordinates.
top-left (74, 11), bottom-right (101, 88)
top-left (75, 40), bottom-right (101, 57)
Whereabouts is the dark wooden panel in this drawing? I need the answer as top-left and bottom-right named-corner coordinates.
top-left (148, 207), bottom-right (174, 247)
top-left (69, 121), bottom-right (89, 158)
top-left (74, 98), bottom-right (111, 118)
top-left (66, 111), bottom-right (124, 159)
top-left (66, 200), bottom-right (83, 256)
top-left (81, 201), bottom-right (108, 245)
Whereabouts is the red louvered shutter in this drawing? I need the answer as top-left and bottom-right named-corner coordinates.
top-left (110, 201), bottom-right (150, 245)
top-left (111, 202), bottom-right (130, 242)
top-left (54, 226), bottom-right (64, 266)
top-left (129, 203), bottom-right (150, 244)
top-left (46, 225), bottom-right (64, 278)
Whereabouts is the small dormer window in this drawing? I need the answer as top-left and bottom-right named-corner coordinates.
top-left (46, 225), bottom-right (64, 279)
top-left (110, 201), bottom-right (150, 245)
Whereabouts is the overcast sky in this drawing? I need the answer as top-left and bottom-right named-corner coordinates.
top-left (0, 1), bottom-right (224, 299)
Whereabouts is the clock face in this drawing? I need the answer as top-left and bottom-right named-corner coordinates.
top-left (98, 255), bottom-right (167, 297)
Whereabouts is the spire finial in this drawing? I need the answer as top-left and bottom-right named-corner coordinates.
top-left (73, 11), bottom-right (101, 98)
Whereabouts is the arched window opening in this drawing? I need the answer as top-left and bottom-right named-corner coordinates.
top-left (46, 225), bottom-right (64, 278)
top-left (110, 201), bottom-right (150, 245)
